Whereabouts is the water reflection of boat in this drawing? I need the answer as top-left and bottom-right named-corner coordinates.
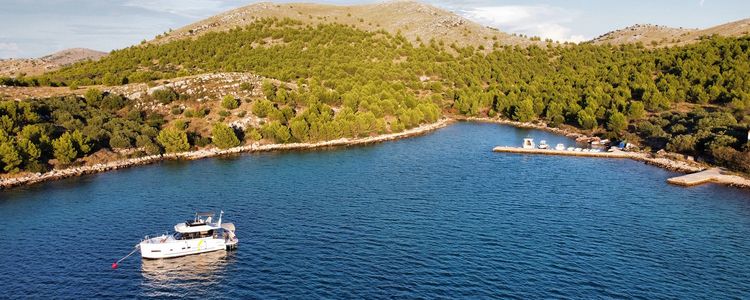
top-left (140, 250), bottom-right (235, 296)
top-left (141, 250), bottom-right (234, 282)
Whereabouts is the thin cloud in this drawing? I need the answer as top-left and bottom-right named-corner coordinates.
top-left (458, 5), bottom-right (586, 43)
top-left (123, 0), bottom-right (238, 18)
top-left (0, 42), bottom-right (21, 58)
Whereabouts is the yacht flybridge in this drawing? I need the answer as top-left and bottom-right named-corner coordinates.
top-left (139, 211), bottom-right (238, 259)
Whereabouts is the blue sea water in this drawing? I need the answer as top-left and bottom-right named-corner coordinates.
top-left (0, 122), bottom-right (749, 299)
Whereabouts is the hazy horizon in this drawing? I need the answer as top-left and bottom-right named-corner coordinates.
top-left (1, 0), bottom-right (748, 58)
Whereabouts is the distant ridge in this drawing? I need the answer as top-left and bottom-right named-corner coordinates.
top-left (0, 48), bottom-right (106, 77)
top-left (590, 18), bottom-right (750, 47)
top-left (152, 1), bottom-right (539, 49)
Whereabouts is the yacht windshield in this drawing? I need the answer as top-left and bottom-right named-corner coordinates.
top-left (173, 230), bottom-right (215, 240)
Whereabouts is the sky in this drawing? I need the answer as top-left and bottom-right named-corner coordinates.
top-left (1, 0), bottom-right (748, 58)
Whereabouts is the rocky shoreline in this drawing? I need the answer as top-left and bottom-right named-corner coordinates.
top-left (0, 119), bottom-right (453, 190)
top-left (2, 117), bottom-right (748, 191)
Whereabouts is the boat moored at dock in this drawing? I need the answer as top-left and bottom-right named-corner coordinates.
top-left (522, 138), bottom-right (535, 149)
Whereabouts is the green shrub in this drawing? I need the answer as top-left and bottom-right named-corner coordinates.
top-left (194, 136), bottom-right (212, 147)
top-left (252, 99), bottom-right (274, 118)
top-left (666, 134), bottom-right (698, 154)
top-left (245, 128), bottom-right (262, 141)
top-left (211, 123), bottom-right (241, 149)
top-left (195, 107), bottom-right (208, 117)
top-left (156, 128), bottom-right (190, 153)
top-left (152, 88), bottom-right (179, 104)
top-left (84, 88), bottom-right (103, 106)
top-left (221, 95), bottom-right (240, 110)
top-left (109, 134), bottom-right (131, 149)
top-left (101, 93), bottom-right (127, 110)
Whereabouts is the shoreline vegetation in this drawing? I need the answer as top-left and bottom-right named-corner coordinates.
top-left (0, 119), bottom-right (452, 190)
top-left (2, 117), bottom-right (749, 191)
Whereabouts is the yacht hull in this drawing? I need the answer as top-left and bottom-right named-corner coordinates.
top-left (139, 236), bottom-right (229, 259)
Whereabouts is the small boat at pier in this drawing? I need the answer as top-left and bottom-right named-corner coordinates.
top-left (523, 138), bottom-right (535, 149)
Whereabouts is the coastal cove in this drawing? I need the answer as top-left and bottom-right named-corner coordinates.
top-left (2, 118), bottom-right (749, 191)
top-left (1, 122), bottom-right (749, 298)
top-left (3, 1), bottom-right (750, 298)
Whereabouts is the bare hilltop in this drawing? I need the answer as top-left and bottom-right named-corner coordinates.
top-left (3, 1), bottom-right (748, 77)
top-left (152, 1), bottom-right (537, 49)
top-left (0, 48), bottom-right (106, 77)
top-left (590, 18), bottom-right (750, 48)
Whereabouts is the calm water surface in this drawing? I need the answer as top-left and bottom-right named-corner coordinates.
top-left (1, 122), bottom-right (749, 299)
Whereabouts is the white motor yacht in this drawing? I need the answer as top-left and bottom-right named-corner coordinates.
top-left (538, 140), bottom-right (549, 149)
top-left (139, 211), bottom-right (238, 259)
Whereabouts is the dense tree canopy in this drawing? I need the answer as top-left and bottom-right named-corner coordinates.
top-left (0, 18), bottom-right (747, 174)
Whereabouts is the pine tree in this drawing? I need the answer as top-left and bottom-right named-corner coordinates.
top-left (211, 123), bottom-right (241, 149)
top-left (607, 111), bottom-right (628, 135)
top-left (157, 128), bottom-right (190, 153)
top-left (0, 141), bottom-right (22, 173)
top-left (513, 98), bottom-right (536, 122)
top-left (289, 118), bottom-right (309, 142)
top-left (52, 133), bottom-right (77, 165)
top-left (577, 110), bottom-right (598, 130)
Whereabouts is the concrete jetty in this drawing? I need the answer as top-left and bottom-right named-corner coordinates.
top-left (667, 168), bottom-right (750, 188)
top-left (492, 146), bottom-right (635, 159)
top-left (493, 146), bottom-right (750, 189)
top-left (667, 168), bottom-right (722, 186)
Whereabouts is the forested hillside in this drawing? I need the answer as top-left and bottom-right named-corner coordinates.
top-left (1, 17), bottom-right (749, 175)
